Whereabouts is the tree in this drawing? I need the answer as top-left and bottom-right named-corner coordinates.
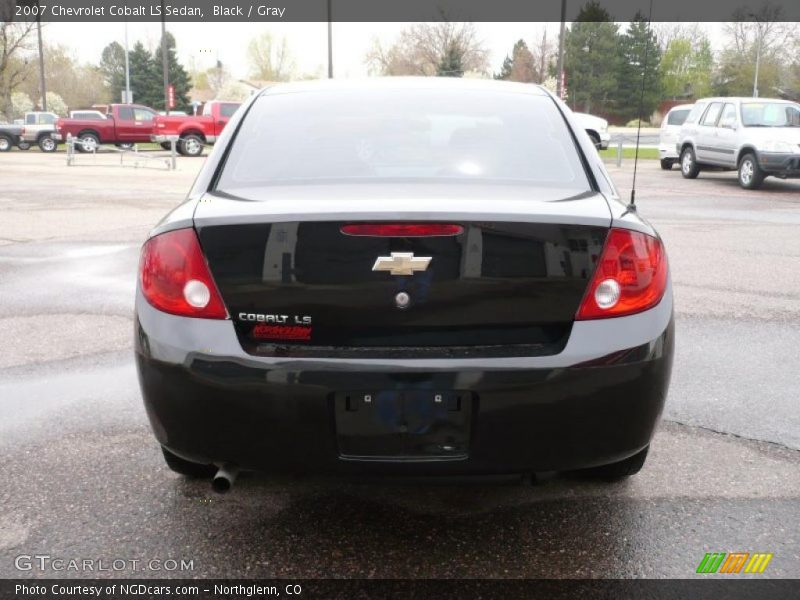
top-left (21, 44), bottom-right (110, 110)
top-left (661, 35), bottom-right (713, 99)
top-left (613, 16), bottom-right (662, 122)
top-left (10, 91), bottom-right (33, 117)
top-left (366, 23), bottom-right (488, 77)
top-left (153, 32), bottom-right (192, 112)
top-left (99, 41), bottom-right (127, 103)
top-left (45, 91), bottom-right (67, 116)
top-left (495, 39), bottom-right (536, 82)
top-left (127, 42), bottom-right (159, 108)
top-left (563, 2), bottom-right (619, 114)
top-left (0, 23), bottom-right (37, 121)
top-left (714, 7), bottom-right (797, 97)
top-left (437, 42), bottom-right (464, 77)
top-left (247, 32), bottom-right (295, 81)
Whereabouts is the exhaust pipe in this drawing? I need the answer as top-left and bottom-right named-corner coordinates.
top-left (212, 463), bottom-right (239, 494)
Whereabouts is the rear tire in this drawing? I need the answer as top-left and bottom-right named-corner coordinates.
top-left (17, 140), bottom-right (31, 151)
top-left (0, 134), bottom-right (12, 152)
top-left (38, 135), bottom-right (57, 153)
top-left (738, 153), bottom-right (765, 190)
top-left (77, 132), bottom-right (99, 153)
top-left (660, 158), bottom-right (674, 170)
top-left (579, 446), bottom-right (649, 481)
top-left (680, 146), bottom-right (699, 179)
top-left (160, 142), bottom-right (172, 151)
top-left (161, 446), bottom-right (216, 478)
top-left (180, 134), bottom-right (204, 157)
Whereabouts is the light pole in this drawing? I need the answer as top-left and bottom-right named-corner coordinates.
top-left (555, 0), bottom-right (566, 99)
top-left (161, 0), bottom-right (170, 114)
top-left (749, 12), bottom-right (762, 98)
top-left (327, 0), bottom-right (333, 78)
top-left (752, 28), bottom-right (761, 98)
top-left (36, 16), bottom-right (46, 111)
top-left (124, 21), bottom-right (131, 103)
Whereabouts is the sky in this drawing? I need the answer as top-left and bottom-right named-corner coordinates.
top-left (44, 22), bottom-right (728, 81)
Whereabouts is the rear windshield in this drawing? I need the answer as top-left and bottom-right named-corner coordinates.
top-left (667, 108), bottom-right (690, 126)
top-left (741, 102), bottom-right (800, 127)
top-left (216, 88), bottom-right (590, 190)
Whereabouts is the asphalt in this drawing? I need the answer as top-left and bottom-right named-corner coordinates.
top-left (0, 152), bottom-right (799, 579)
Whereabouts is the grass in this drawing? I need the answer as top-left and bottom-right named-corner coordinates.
top-left (599, 147), bottom-right (659, 160)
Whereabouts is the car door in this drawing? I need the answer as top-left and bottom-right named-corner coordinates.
top-left (696, 102), bottom-right (723, 164)
top-left (131, 107), bottom-right (157, 142)
top-left (714, 103), bottom-right (739, 168)
top-left (114, 106), bottom-right (137, 142)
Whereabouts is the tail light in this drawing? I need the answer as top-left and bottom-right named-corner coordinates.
top-left (139, 228), bottom-right (227, 319)
top-left (576, 228), bottom-right (668, 320)
top-left (341, 223), bottom-right (463, 237)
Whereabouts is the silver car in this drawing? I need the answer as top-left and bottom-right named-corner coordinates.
top-left (676, 97), bottom-right (800, 189)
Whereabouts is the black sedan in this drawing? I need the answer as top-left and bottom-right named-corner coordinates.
top-left (135, 78), bottom-right (673, 492)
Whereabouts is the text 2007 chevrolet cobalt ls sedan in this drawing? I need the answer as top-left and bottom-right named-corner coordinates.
top-left (135, 78), bottom-right (673, 490)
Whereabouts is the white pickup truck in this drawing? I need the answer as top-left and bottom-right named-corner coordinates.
top-left (19, 111), bottom-right (62, 152)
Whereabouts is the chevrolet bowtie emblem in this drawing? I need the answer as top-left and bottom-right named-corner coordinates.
top-left (372, 252), bottom-right (432, 276)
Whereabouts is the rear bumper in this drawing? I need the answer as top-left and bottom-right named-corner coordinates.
top-left (659, 143), bottom-right (678, 160)
top-left (135, 284), bottom-right (674, 475)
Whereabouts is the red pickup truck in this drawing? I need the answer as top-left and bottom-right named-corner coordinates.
top-left (56, 104), bottom-right (159, 152)
top-left (151, 101), bottom-right (241, 157)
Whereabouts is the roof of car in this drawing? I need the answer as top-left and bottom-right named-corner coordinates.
top-left (259, 77), bottom-right (551, 97)
top-left (694, 97), bottom-right (797, 104)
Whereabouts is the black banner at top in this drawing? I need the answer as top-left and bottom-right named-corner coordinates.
top-left (2, 0), bottom-right (800, 22)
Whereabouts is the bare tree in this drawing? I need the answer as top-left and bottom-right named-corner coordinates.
top-left (366, 23), bottom-right (489, 77)
top-left (531, 28), bottom-right (555, 84)
top-left (247, 32), bottom-right (295, 82)
top-left (0, 22), bottom-right (37, 120)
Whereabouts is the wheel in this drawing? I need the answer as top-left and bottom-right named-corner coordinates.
top-left (160, 142), bottom-right (172, 151)
top-left (180, 134), bottom-right (204, 157)
top-left (579, 446), bottom-right (649, 481)
top-left (680, 146), bottom-right (700, 179)
top-left (588, 131), bottom-right (601, 149)
top-left (77, 132), bottom-right (99, 153)
top-left (0, 134), bottom-right (12, 152)
top-left (161, 446), bottom-right (216, 478)
top-left (38, 135), bottom-right (57, 153)
top-left (116, 143), bottom-right (134, 150)
top-left (660, 158), bottom-right (674, 170)
top-left (17, 140), bottom-right (31, 151)
top-left (738, 153), bottom-right (765, 190)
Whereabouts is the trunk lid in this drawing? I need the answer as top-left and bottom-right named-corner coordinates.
top-left (194, 184), bottom-right (610, 358)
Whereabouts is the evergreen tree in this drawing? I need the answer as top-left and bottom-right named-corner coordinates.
top-left (128, 41), bottom-right (159, 108)
top-left (153, 31), bottom-right (192, 112)
top-left (563, 1), bottom-right (619, 113)
top-left (99, 41), bottom-right (126, 103)
top-left (613, 15), bottom-right (662, 122)
top-left (495, 54), bottom-right (513, 80)
top-left (494, 40), bottom-right (537, 82)
top-left (437, 43), bottom-right (464, 77)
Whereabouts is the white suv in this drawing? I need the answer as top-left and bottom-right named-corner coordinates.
top-left (658, 104), bottom-right (693, 170)
top-left (676, 97), bottom-right (800, 189)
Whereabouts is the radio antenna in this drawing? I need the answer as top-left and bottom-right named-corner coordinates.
top-left (629, 0), bottom-right (655, 211)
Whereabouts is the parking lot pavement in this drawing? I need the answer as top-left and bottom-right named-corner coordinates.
top-left (0, 154), bottom-right (799, 578)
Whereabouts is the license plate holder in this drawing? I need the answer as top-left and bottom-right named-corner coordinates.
top-left (334, 390), bottom-right (472, 460)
